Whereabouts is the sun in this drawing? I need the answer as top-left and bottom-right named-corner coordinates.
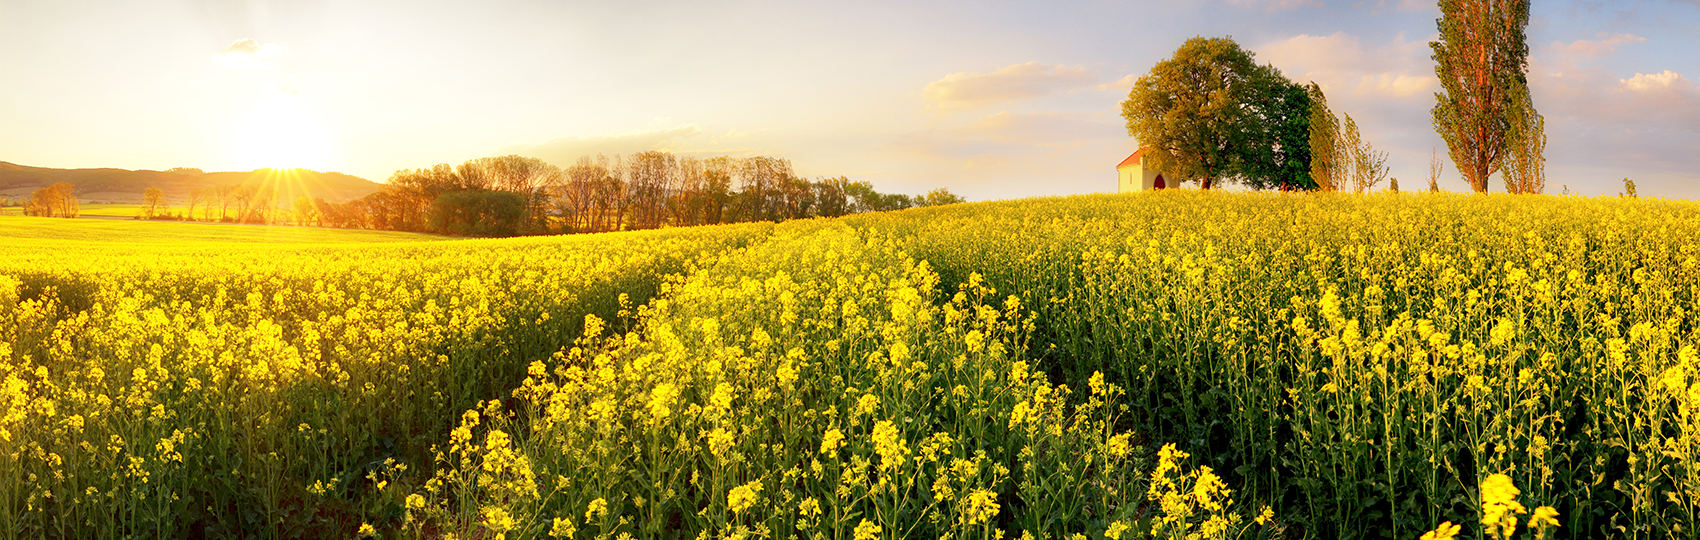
top-left (232, 92), bottom-right (331, 172)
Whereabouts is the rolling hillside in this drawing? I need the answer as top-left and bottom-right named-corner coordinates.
top-left (0, 161), bottom-right (385, 203)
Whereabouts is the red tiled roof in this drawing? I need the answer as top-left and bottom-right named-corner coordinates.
top-left (1116, 148), bottom-right (1146, 169)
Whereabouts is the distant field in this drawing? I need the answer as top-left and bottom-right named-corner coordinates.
top-left (74, 203), bottom-right (148, 217)
top-left (0, 213), bottom-right (451, 247)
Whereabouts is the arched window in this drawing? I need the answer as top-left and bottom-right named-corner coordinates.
top-left (1154, 175), bottom-right (1166, 189)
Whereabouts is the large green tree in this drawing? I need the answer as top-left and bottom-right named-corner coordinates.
top-left (1122, 37), bottom-right (1263, 190)
top-left (1124, 37), bottom-right (1310, 190)
top-left (1431, 0), bottom-right (1531, 192)
top-left (1237, 70), bottom-right (1314, 191)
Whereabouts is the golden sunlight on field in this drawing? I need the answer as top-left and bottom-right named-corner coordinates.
top-left (6, 191), bottom-right (1699, 538)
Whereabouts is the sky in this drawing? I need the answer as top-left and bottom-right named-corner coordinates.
top-left (2, 0), bottom-right (1697, 200)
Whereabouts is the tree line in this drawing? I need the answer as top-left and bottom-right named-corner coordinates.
top-left (1123, 0), bottom-right (1544, 194)
top-left (213, 152), bottom-right (961, 237)
top-left (17, 153), bottom-right (965, 235)
top-left (318, 152), bottom-right (962, 236)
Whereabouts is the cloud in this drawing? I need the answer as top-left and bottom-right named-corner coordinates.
top-left (1620, 70), bottom-right (1694, 91)
top-left (499, 125), bottom-right (774, 165)
top-left (890, 111), bottom-right (1121, 167)
top-left (1094, 74), bottom-right (1138, 92)
top-left (922, 62), bottom-right (1099, 109)
top-left (1553, 33), bottom-right (1646, 58)
top-left (1256, 32), bottom-right (1437, 99)
top-left (1226, 0), bottom-right (1321, 11)
top-left (880, 110), bottom-right (1134, 197)
top-left (214, 38), bottom-right (281, 69)
top-left (1530, 44), bottom-right (1700, 179)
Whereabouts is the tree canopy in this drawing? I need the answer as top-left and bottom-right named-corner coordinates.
top-left (1122, 36), bottom-right (1311, 190)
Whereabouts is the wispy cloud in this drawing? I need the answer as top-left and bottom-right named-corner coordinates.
top-left (1552, 33), bottom-right (1646, 59)
top-left (922, 62), bottom-right (1099, 110)
top-left (884, 110), bottom-right (1127, 194)
top-left (214, 38), bottom-right (281, 69)
top-left (1094, 74), bottom-right (1139, 92)
top-left (1256, 32), bottom-right (1437, 99)
top-left (499, 125), bottom-right (775, 166)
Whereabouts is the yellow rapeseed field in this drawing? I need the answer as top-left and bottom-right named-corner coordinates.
top-left (854, 190), bottom-right (1700, 539)
top-left (6, 190), bottom-right (1699, 539)
top-left (0, 217), bottom-right (772, 538)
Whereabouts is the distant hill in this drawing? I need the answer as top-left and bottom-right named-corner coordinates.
top-left (0, 162), bottom-right (385, 203)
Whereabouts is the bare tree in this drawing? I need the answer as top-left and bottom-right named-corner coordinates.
top-left (625, 151), bottom-right (676, 230)
top-left (1342, 115), bottom-right (1390, 193)
top-left (142, 186), bottom-right (165, 219)
top-left (1428, 148), bottom-right (1445, 192)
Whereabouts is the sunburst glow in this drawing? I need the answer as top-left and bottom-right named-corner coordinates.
top-left (231, 92), bottom-right (330, 172)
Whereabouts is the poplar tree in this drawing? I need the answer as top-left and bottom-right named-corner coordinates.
top-left (1501, 83), bottom-right (1546, 194)
top-left (1431, 0), bottom-right (1531, 193)
top-left (1306, 83), bottom-right (1342, 192)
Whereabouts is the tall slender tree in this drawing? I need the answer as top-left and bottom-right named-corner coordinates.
top-left (1306, 83), bottom-right (1342, 192)
top-left (1429, 148), bottom-right (1445, 192)
top-left (1501, 83), bottom-right (1546, 194)
top-left (1431, 0), bottom-right (1532, 192)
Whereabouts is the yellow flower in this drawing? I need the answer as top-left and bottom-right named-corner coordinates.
top-left (889, 342), bottom-right (910, 363)
top-left (1255, 505), bottom-right (1274, 525)
top-left (550, 517), bottom-right (577, 538)
top-left (647, 383), bottom-right (678, 420)
top-left (1009, 400), bottom-right (1032, 429)
top-left (485, 429), bottom-right (510, 451)
top-left (1480, 474), bottom-right (1528, 539)
top-left (963, 488), bottom-right (1000, 525)
top-left (1528, 506), bottom-right (1561, 539)
top-left (857, 393), bottom-right (880, 416)
top-left (798, 497), bottom-right (822, 518)
top-left (1420, 521), bottom-right (1461, 540)
top-left (727, 480), bottom-right (763, 514)
top-left (357, 522), bottom-right (376, 537)
top-left (484, 507), bottom-right (516, 537)
top-left (1107, 432), bottom-right (1132, 458)
top-left (853, 518), bottom-right (881, 540)
top-left (872, 420), bottom-right (909, 469)
top-left (820, 428), bottom-right (845, 455)
top-left (1105, 520), bottom-right (1130, 540)
top-left (706, 427), bottom-right (736, 458)
top-left (585, 497), bottom-right (608, 522)
top-left (406, 493), bottom-right (426, 510)
top-left (709, 382), bottom-right (737, 414)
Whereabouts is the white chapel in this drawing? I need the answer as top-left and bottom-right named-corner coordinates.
top-left (1116, 148), bottom-right (1169, 193)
